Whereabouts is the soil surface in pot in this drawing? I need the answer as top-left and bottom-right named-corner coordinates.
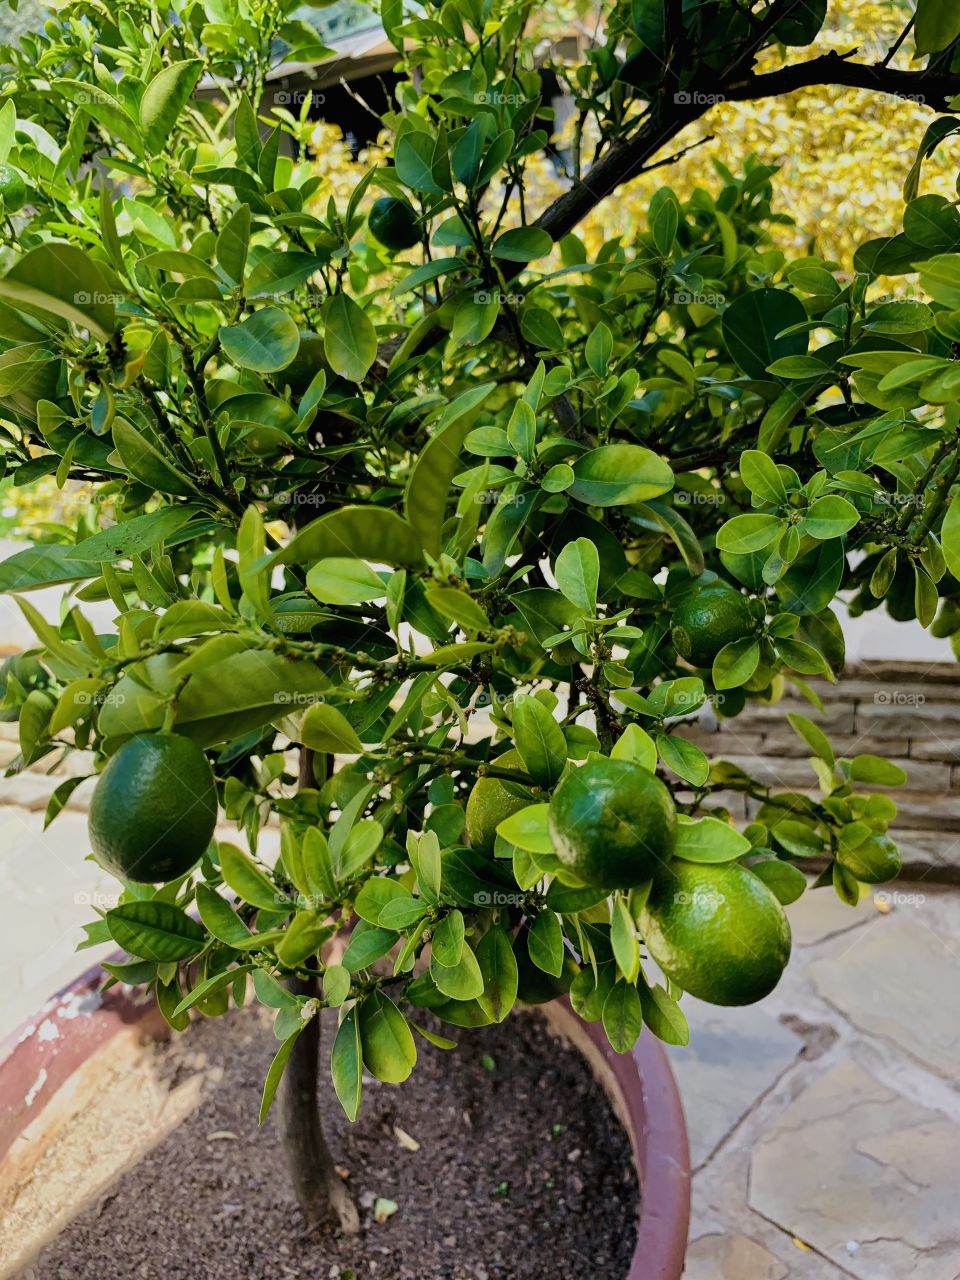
top-left (27, 1005), bottom-right (638, 1280)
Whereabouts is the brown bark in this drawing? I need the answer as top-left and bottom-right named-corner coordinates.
top-left (279, 747), bottom-right (359, 1235)
top-left (281, 974), bottom-right (360, 1235)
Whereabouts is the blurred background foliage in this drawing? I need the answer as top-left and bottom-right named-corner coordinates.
top-left (0, 0), bottom-right (949, 530)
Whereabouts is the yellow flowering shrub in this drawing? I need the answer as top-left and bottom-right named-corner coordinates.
top-left (6, 0), bottom-right (949, 527)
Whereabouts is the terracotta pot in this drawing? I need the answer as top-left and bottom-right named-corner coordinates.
top-left (0, 963), bottom-right (690, 1279)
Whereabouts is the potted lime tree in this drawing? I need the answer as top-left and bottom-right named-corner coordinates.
top-left (2, 0), bottom-right (959, 1271)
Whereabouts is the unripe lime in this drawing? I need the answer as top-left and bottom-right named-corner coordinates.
top-left (0, 164), bottom-right (26, 213)
top-left (640, 860), bottom-right (791, 1006)
top-left (89, 733), bottom-right (218, 883)
top-left (465, 749), bottom-right (532, 855)
top-left (837, 833), bottom-right (901, 884)
top-left (368, 196), bottom-right (420, 251)
top-left (548, 757), bottom-right (676, 889)
top-left (671, 584), bottom-right (755, 668)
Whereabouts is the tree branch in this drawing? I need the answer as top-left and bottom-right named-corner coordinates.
top-left (532, 55), bottom-right (960, 252)
top-left (532, 105), bottom-right (705, 248)
top-left (723, 51), bottom-right (960, 110)
top-left (376, 41), bottom-right (960, 370)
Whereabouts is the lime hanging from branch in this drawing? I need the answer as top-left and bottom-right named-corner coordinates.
top-left (548, 757), bottom-right (677, 890)
top-left (89, 733), bottom-right (218, 883)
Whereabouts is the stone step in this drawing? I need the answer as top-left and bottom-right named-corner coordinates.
top-left (889, 794), bottom-right (960, 833)
top-left (835, 659), bottom-right (960, 686)
top-left (895, 830), bottom-right (960, 883)
top-left (852, 699), bottom-right (960, 740)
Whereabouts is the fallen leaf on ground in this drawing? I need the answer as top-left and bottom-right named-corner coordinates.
top-left (374, 1197), bottom-right (399, 1224)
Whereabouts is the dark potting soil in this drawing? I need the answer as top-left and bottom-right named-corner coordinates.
top-left (28, 1007), bottom-right (639, 1280)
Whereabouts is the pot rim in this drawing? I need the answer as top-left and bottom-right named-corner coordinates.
top-left (0, 962), bottom-right (690, 1279)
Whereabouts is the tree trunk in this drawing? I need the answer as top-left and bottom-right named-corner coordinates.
top-left (281, 974), bottom-right (360, 1235)
top-left (279, 746), bottom-right (359, 1235)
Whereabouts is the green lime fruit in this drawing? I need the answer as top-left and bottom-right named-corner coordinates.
top-left (640, 860), bottom-right (791, 1006)
top-left (466, 748), bottom-right (532, 856)
top-left (89, 733), bottom-right (218, 883)
top-left (368, 196), bottom-right (420, 251)
top-left (0, 164), bottom-right (26, 212)
top-left (671, 584), bottom-right (755, 668)
top-left (548, 757), bottom-right (676, 890)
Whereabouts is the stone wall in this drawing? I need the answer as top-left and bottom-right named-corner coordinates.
top-left (677, 660), bottom-right (960, 881)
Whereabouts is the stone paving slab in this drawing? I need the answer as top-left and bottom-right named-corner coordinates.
top-left (897, 829), bottom-right (960, 880)
top-left (0, 768), bottom-right (95, 813)
top-left (683, 1232), bottom-right (789, 1279)
top-left (675, 886), bottom-right (960, 1277)
top-left (810, 917), bottom-right (960, 1079)
top-left (749, 1060), bottom-right (960, 1280)
top-left (0, 804), bottom-right (277, 1042)
top-left (785, 884), bottom-right (877, 947)
top-left (667, 1000), bottom-right (802, 1170)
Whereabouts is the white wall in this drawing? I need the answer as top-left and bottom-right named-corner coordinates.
top-left (0, 540), bottom-right (117, 650)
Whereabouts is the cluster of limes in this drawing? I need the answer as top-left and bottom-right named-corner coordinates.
top-left (89, 727), bottom-right (791, 1006)
top-left (467, 751), bottom-right (791, 1007)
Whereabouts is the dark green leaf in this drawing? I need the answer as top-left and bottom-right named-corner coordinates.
top-left (259, 1029), bottom-right (301, 1124)
top-left (331, 1007), bottom-right (363, 1120)
top-left (140, 59), bottom-right (203, 152)
top-left (512, 693), bottom-right (567, 786)
top-left (475, 924), bottom-right (518, 1022)
top-left (105, 901), bottom-right (205, 963)
top-left (602, 979), bottom-right (643, 1053)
